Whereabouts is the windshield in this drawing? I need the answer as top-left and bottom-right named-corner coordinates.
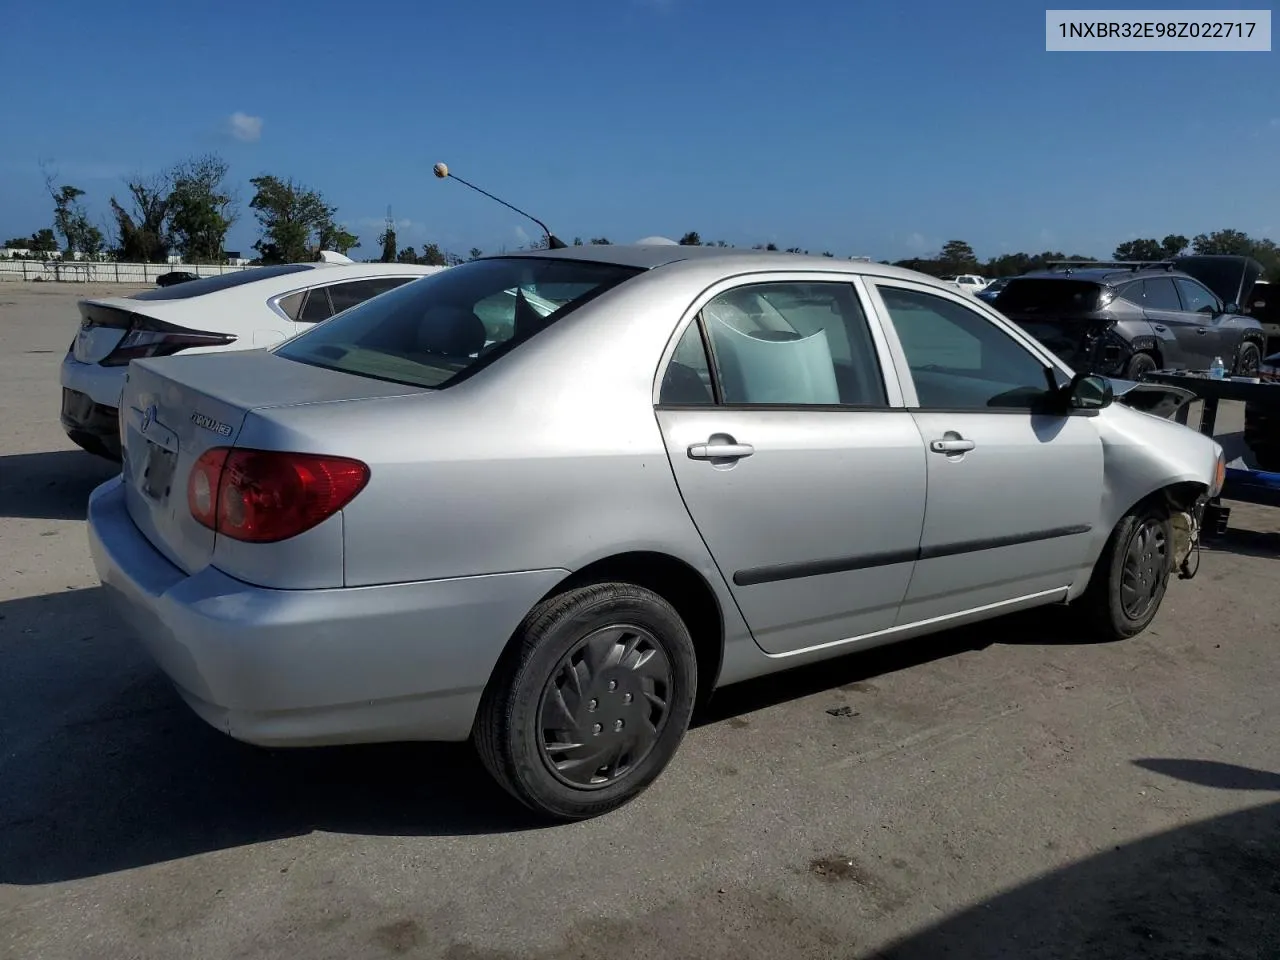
top-left (273, 257), bottom-right (643, 388)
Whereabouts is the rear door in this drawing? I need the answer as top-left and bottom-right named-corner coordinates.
top-left (867, 280), bottom-right (1104, 625)
top-left (655, 275), bottom-right (927, 656)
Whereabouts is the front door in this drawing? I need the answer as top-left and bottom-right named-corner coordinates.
top-left (868, 280), bottom-right (1105, 625)
top-left (655, 278), bottom-right (927, 656)
top-left (1143, 276), bottom-right (1213, 370)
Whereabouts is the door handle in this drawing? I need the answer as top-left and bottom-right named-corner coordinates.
top-left (688, 440), bottom-right (755, 461)
top-left (930, 438), bottom-right (976, 454)
top-left (1195, 328), bottom-right (1208, 334)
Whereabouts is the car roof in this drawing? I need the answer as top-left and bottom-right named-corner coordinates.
top-left (1012, 264), bottom-right (1194, 286)
top-left (117, 262), bottom-right (442, 303)
top-left (484, 243), bottom-right (940, 285)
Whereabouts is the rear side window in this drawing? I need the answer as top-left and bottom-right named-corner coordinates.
top-left (274, 257), bottom-right (642, 388)
top-left (299, 288), bottom-right (334, 323)
top-left (328, 276), bottom-right (416, 314)
top-left (1143, 278), bottom-right (1182, 311)
top-left (129, 264), bottom-right (315, 300)
top-left (695, 281), bottom-right (886, 406)
top-left (994, 279), bottom-right (1102, 314)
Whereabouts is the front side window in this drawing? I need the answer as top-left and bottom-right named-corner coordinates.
top-left (696, 281), bottom-right (886, 406)
top-left (1175, 278), bottom-right (1218, 314)
top-left (274, 257), bottom-right (642, 388)
top-left (877, 285), bottom-right (1052, 410)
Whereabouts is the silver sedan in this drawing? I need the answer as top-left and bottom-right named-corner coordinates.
top-left (87, 245), bottom-right (1226, 820)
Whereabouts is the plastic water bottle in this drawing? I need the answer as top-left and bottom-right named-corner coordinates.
top-left (1209, 356), bottom-right (1226, 380)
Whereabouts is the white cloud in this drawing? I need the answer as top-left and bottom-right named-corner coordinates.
top-left (227, 111), bottom-right (263, 142)
top-left (904, 231), bottom-right (928, 253)
top-left (513, 225), bottom-right (530, 244)
top-left (1270, 118), bottom-right (1280, 128)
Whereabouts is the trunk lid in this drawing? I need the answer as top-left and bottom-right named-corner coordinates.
top-left (119, 349), bottom-right (424, 573)
top-left (73, 298), bottom-right (140, 363)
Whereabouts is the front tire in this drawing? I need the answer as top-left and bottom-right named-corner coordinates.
top-left (1123, 351), bottom-right (1158, 380)
top-left (1234, 340), bottom-right (1262, 378)
top-left (1076, 502), bottom-right (1174, 641)
top-left (474, 582), bottom-right (698, 821)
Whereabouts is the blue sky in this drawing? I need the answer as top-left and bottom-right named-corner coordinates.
top-left (1, 0), bottom-right (1276, 261)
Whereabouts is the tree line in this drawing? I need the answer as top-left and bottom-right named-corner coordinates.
top-left (6, 161), bottom-right (1279, 280)
top-left (3, 155), bottom-right (387, 266)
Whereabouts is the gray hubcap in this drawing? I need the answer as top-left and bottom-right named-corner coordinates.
top-left (1120, 519), bottom-right (1168, 620)
top-left (537, 625), bottom-right (673, 788)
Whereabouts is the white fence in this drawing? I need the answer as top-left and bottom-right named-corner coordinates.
top-left (0, 260), bottom-right (254, 284)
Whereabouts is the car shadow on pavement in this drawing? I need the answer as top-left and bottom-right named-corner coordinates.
top-left (869, 762), bottom-right (1280, 959)
top-left (0, 449), bottom-right (118, 520)
top-left (0, 587), bottom-right (544, 887)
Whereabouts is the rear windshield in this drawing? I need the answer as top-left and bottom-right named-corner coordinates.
top-left (130, 263), bottom-right (315, 300)
top-left (273, 257), bottom-right (644, 388)
top-left (994, 278), bottom-right (1103, 314)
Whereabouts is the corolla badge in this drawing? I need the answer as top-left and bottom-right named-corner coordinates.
top-left (190, 411), bottom-right (233, 437)
top-left (141, 404), bottom-right (157, 433)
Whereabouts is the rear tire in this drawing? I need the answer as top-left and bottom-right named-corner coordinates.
top-left (474, 582), bottom-right (697, 822)
top-left (1076, 501), bottom-right (1174, 641)
top-left (1123, 351), bottom-right (1158, 380)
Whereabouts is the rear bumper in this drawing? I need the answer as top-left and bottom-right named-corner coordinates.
top-left (87, 476), bottom-right (568, 746)
top-left (60, 353), bottom-right (125, 459)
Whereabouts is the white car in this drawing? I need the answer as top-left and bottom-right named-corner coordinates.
top-left (944, 274), bottom-right (989, 296)
top-left (60, 261), bottom-right (444, 459)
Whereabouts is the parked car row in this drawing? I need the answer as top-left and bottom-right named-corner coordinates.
top-left (986, 255), bottom-right (1268, 382)
top-left (83, 243), bottom-right (1225, 820)
top-left (60, 261), bottom-right (444, 458)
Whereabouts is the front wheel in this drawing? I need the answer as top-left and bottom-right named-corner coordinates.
top-left (474, 582), bottom-right (698, 821)
top-left (1234, 340), bottom-right (1262, 378)
top-left (1075, 502), bottom-right (1174, 641)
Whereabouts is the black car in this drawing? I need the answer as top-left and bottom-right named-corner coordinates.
top-left (992, 255), bottom-right (1267, 380)
top-left (155, 270), bottom-right (200, 287)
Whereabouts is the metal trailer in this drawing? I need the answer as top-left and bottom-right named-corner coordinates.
top-left (1143, 371), bottom-right (1280, 536)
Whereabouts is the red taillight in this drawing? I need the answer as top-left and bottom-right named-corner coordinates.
top-left (188, 447), bottom-right (369, 543)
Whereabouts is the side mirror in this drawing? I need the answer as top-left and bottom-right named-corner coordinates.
top-left (1068, 373), bottom-right (1114, 410)
top-left (1222, 301), bottom-right (1240, 315)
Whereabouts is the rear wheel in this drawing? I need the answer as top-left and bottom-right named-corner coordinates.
top-left (474, 582), bottom-right (697, 821)
top-left (1076, 501), bottom-right (1174, 641)
top-left (1123, 351), bottom-right (1158, 380)
top-left (1234, 340), bottom-right (1262, 378)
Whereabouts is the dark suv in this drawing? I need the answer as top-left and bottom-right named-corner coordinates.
top-left (992, 255), bottom-right (1267, 380)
